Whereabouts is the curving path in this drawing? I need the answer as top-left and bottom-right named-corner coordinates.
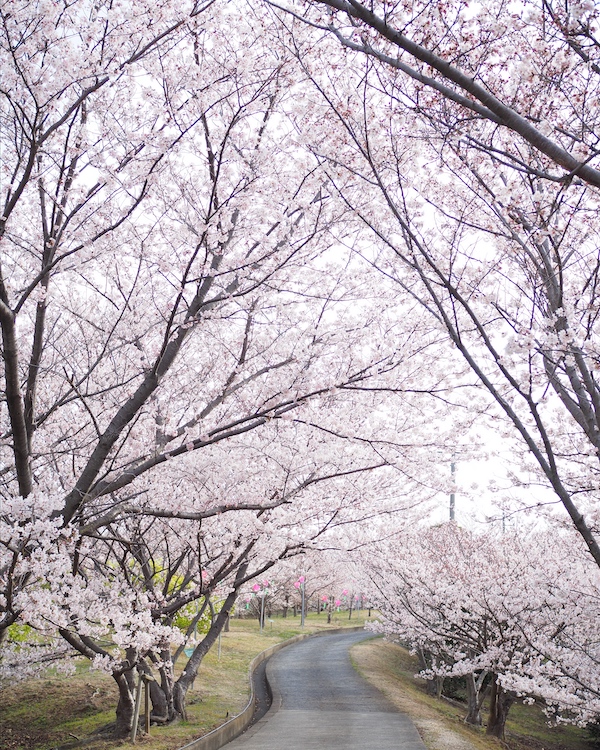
top-left (226, 630), bottom-right (426, 750)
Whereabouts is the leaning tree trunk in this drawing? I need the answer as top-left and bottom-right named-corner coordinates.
top-left (486, 673), bottom-right (514, 738)
top-left (173, 582), bottom-right (242, 719)
top-left (59, 630), bottom-right (139, 738)
top-left (137, 564), bottom-right (250, 724)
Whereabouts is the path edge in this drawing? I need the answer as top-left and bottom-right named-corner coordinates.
top-left (177, 625), bottom-right (365, 750)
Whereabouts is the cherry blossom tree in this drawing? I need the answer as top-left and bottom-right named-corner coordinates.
top-left (365, 523), bottom-right (600, 736)
top-left (8, 400), bottom-right (445, 733)
top-left (77, 421), bottom-right (421, 728)
top-left (0, 0), bottom-right (473, 737)
top-left (256, 549), bottom-right (361, 619)
top-left (266, 0), bottom-right (600, 569)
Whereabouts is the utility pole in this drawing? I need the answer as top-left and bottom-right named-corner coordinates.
top-left (450, 461), bottom-right (456, 521)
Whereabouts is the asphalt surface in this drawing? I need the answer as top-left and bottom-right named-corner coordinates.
top-left (226, 630), bottom-right (426, 750)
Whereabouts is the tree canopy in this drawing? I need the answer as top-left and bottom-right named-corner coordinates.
top-left (3, 0), bottom-right (600, 738)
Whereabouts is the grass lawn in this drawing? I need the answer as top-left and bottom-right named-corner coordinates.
top-left (0, 610), bottom-right (371, 750)
top-left (350, 638), bottom-right (595, 750)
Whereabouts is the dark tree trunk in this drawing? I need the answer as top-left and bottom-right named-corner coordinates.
top-left (59, 631), bottom-right (140, 738)
top-left (486, 673), bottom-right (514, 738)
top-left (146, 605), bottom-right (237, 724)
top-left (173, 589), bottom-right (239, 718)
top-left (464, 672), bottom-right (482, 725)
top-left (113, 668), bottom-right (136, 738)
top-left (134, 565), bottom-right (250, 724)
top-left (172, 563), bottom-right (248, 719)
top-left (416, 647), bottom-right (443, 697)
top-left (142, 650), bottom-right (174, 723)
top-left (149, 676), bottom-right (170, 722)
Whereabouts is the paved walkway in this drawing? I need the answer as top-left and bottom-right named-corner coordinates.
top-left (226, 630), bottom-right (426, 750)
